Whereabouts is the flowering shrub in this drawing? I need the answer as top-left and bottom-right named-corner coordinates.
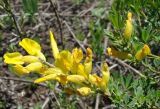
top-left (3, 31), bottom-right (110, 96)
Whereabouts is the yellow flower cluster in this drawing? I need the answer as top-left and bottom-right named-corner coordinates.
top-left (3, 31), bottom-right (110, 96)
top-left (135, 44), bottom-right (151, 61)
top-left (106, 12), bottom-right (151, 61)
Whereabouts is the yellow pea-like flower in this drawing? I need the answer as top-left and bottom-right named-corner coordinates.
top-left (72, 48), bottom-right (83, 63)
top-left (49, 31), bottom-right (59, 59)
top-left (89, 74), bottom-right (102, 86)
top-left (76, 87), bottom-right (92, 96)
top-left (43, 67), bottom-right (63, 75)
top-left (101, 62), bottom-right (110, 91)
top-left (107, 47), bottom-right (132, 59)
top-left (3, 52), bottom-right (23, 64)
top-left (135, 44), bottom-right (151, 61)
top-left (19, 38), bottom-right (46, 61)
top-left (55, 50), bottom-right (73, 73)
top-left (22, 55), bottom-right (40, 63)
top-left (123, 20), bottom-right (132, 40)
top-left (127, 12), bottom-right (132, 21)
top-left (84, 48), bottom-right (92, 77)
top-left (77, 64), bottom-right (87, 79)
top-left (34, 73), bottom-right (67, 84)
top-left (123, 12), bottom-right (132, 40)
top-left (14, 64), bottom-right (29, 75)
top-left (56, 75), bottom-right (68, 84)
top-left (34, 73), bottom-right (58, 83)
top-left (67, 75), bottom-right (86, 85)
top-left (25, 62), bottom-right (43, 72)
top-left (71, 48), bottom-right (83, 74)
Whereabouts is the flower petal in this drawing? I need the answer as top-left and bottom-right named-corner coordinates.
top-left (84, 48), bottom-right (92, 77)
top-left (123, 12), bottom-right (132, 40)
top-left (127, 12), bottom-right (132, 21)
top-left (56, 75), bottom-right (68, 84)
top-left (123, 20), bottom-right (132, 40)
top-left (77, 64), bottom-right (87, 79)
top-left (22, 55), bottom-right (40, 63)
top-left (49, 31), bottom-right (59, 59)
top-left (3, 52), bottom-right (23, 64)
top-left (19, 38), bottom-right (41, 55)
top-left (101, 62), bottom-right (110, 91)
top-left (72, 48), bottom-right (83, 63)
top-left (14, 64), bottom-right (29, 75)
top-left (89, 74), bottom-right (102, 86)
top-left (25, 62), bottom-right (43, 72)
top-left (34, 73), bottom-right (57, 83)
top-left (67, 75), bottom-right (86, 85)
top-left (19, 38), bottom-right (46, 61)
top-left (77, 87), bottom-right (92, 96)
top-left (43, 67), bottom-right (63, 75)
top-left (135, 44), bottom-right (151, 61)
top-left (55, 50), bottom-right (73, 73)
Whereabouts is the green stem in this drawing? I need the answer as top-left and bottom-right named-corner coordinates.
top-left (148, 54), bottom-right (160, 59)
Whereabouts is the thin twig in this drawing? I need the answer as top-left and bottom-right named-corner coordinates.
top-left (48, 0), bottom-right (64, 49)
top-left (103, 23), bottom-right (111, 54)
top-left (78, 1), bottom-right (97, 17)
top-left (63, 20), bottom-right (86, 53)
top-left (50, 91), bottom-right (61, 108)
top-left (10, 11), bottom-right (22, 37)
top-left (102, 104), bottom-right (116, 109)
top-left (114, 58), bottom-right (146, 78)
top-left (0, 76), bottom-right (48, 87)
top-left (78, 98), bottom-right (86, 109)
top-left (95, 93), bottom-right (100, 109)
top-left (1, 1), bottom-right (23, 37)
top-left (109, 60), bottom-right (127, 70)
top-left (39, 58), bottom-right (55, 67)
top-left (42, 97), bottom-right (50, 109)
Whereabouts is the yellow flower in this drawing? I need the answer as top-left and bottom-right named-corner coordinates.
top-left (135, 44), bottom-right (151, 61)
top-left (71, 48), bottom-right (83, 74)
top-left (56, 75), bottom-right (68, 84)
top-left (84, 48), bottom-right (92, 78)
top-left (3, 52), bottom-right (23, 64)
top-left (77, 64), bottom-right (88, 79)
top-left (4, 52), bottom-right (41, 64)
top-left (67, 75), bottom-right (86, 85)
top-left (25, 62), bottom-right (43, 72)
top-left (34, 73), bottom-right (67, 84)
top-left (72, 48), bottom-right (83, 63)
top-left (19, 38), bottom-right (46, 61)
top-left (123, 12), bottom-right (132, 40)
top-left (34, 73), bottom-right (58, 83)
top-left (55, 50), bottom-right (73, 73)
top-left (107, 47), bottom-right (132, 59)
top-left (123, 20), bottom-right (132, 39)
top-left (43, 67), bottom-right (63, 75)
top-left (127, 12), bottom-right (132, 21)
top-left (89, 74), bottom-right (102, 86)
top-left (14, 64), bottom-right (29, 75)
top-left (22, 55), bottom-right (40, 63)
top-left (76, 87), bottom-right (92, 96)
top-left (49, 31), bottom-right (59, 59)
top-left (101, 62), bottom-right (110, 91)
